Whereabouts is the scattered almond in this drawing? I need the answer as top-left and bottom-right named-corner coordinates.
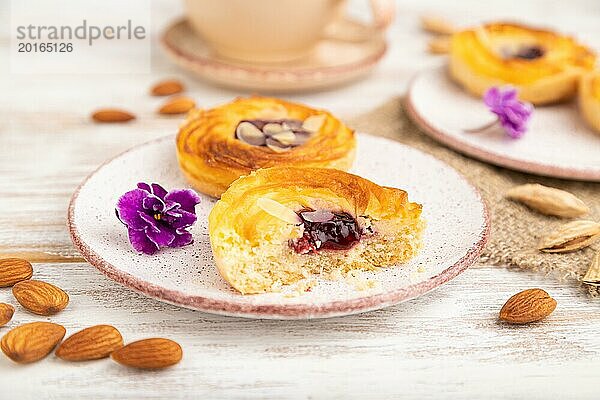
top-left (0, 258), bottom-right (33, 287)
top-left (538, 220), bottom-right (600, 253)
top-left (158, 96), bottom-right (196, 115)
top-left (427, 36), bottom-right (451, 54)
top-left (12, 280), bottom-right (69, 316)
top-left (0, 303), bottom-right (14, 327)
top-left (499, 288), bottom-right (556, 324)
top-left (1, 322), bottom-right (66, 363)
top-left (56, 325), bottom-right (123, 361)
top-left (111, 338), bottom-right (182, 369)
top-left (420, 14), bottom-right (456, 35)
top-left (91, 108), bottom-right (136, 123)
top-left (150, 79), bottom-right (184, 96)
top-left (582, 251), bottom-right (600, 286)
top-left (506, 184), bottom-right (589, 218)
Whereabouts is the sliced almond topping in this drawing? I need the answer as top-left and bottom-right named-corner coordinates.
top-left (262, 123), bottom-right (284, 135)
top-left (270, 130), bottom-right (297, 145)
top-left (302, 114), bottom-right (326, 133)
top-left (236, 122), bottom-right (266, 146)
top-left (256, 198), bottom-right (301, 225)
top-left (266, 138), bottom-right (292, 153)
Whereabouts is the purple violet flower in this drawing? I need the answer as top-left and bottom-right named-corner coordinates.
top-left (115, 182), bottom-right (201, 255)
top-left (466, 87), bottom-right (533, 138)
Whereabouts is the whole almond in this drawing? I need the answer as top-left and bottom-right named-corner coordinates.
top-left (12, 280), bottom-right (69, 316)
top-left (499, 288), bottom-right (556, 324)
top-left (420, 14), bottom-right (456, 35)
top-left (0, 258), bottom-right (33, 287)
top-left (428, 36), bottom-right (451, 54)
top-left (506, 184), bottom-right (589, 218)
top-left (0, 303), bottom-right (15, 327)
top-left (56, 325), bottom-right (123, 361)
top-left (158, 97), bottom-right (195, 115)
top-left (111, 338), bottom-right (182, 369)
top-left (1, 322), bottom-right (65, 363)
top-left (92, 108), bottom-right (136, 123)
top-left (538, 220), bottom-right (600, 253)
top-left (151, 79), bottom-right (184, 96)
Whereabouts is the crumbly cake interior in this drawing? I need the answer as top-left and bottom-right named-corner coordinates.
top-left (208, 167), bottom-right (424, 295)
top-left (212, 214), bottom-right (424, 294)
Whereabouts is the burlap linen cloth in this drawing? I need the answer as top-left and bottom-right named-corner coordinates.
top-left (349, 97), bottom-right (600, 296)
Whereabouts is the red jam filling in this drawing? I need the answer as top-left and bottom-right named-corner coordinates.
top-left (291, 209), bottom-right (362, 254)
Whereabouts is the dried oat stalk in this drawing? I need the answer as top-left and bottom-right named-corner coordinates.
top-left (583, 252), bottom-right (600, 286)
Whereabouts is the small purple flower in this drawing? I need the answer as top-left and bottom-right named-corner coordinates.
top-left (115, 182), bottom-right (201, 255)
top-left (482, 87), bottom-right (533, 138)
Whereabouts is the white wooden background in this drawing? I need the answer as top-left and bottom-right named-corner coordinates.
top-left (1, 1), bottom-right (599, 399)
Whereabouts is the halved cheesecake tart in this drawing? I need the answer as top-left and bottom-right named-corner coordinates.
top-left (208, 167), bottom-right (424, 294)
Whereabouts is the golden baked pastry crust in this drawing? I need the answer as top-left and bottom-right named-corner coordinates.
top-left (579, 71), bottom-right (600, 134)
top-left (209, 167), bottom-right (424, 294)
top-left (449, 22), bottom-right (596, 105)
top-left (176, 96), bottom-right (356, 197)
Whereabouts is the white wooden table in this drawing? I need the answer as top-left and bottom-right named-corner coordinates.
top-left (1, 1), bottom-right (599, 398)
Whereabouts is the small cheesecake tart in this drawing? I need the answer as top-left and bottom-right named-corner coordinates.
top-left (449, 22), bottom-right (596, 105)
top-left (176, 96), bottom-right (356, 197)
top-left (208, 167), bottom-right (424, 294)
top-left (579, 71), bottom-right (600, 134)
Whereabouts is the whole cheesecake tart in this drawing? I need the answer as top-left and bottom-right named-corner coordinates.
top-left (449, 22), bottom-right (596, 105)
top-left (208, 167), bottom-right (425, 294)
top-left (176, 96), bottom-right (355, 197)
top-left (579, 71), bottom-right (600, 134)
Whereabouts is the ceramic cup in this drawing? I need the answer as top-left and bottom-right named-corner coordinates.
top-left (184, 0), bottom-right (394, 63)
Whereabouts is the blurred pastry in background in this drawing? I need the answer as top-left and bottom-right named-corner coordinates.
top-left (449, 22), bottom-right (596, 105)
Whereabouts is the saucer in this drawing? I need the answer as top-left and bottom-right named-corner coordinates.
top-left (161, 18), bottom-right (387, 92)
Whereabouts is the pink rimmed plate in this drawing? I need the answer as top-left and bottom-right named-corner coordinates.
top-left (406, 66), bottom-right (600, 181)
top-left (68, 134), bottom-right (489, 319)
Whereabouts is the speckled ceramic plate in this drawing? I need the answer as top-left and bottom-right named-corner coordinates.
top-left (161, 18), bottom-right (387, 92)
top-left (406, 66), bottom-right (600, 181)
top-left (68, 134), bottom-right (489, 319)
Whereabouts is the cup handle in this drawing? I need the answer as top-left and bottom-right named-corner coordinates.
top-left (369, 0), bottom-right (395, 31)
top-left (324, 0), bottom-right (395, 42)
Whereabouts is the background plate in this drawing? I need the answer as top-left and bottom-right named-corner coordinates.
top-left (68, 134), bottom-right (489, 319)
top-left (406, 67), bottom-right (600, 181)
top-left (161, 19), bottom-right (387, 92)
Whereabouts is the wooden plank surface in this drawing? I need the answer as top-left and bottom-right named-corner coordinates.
top-left (0, 1), bottom-right (599, 398)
